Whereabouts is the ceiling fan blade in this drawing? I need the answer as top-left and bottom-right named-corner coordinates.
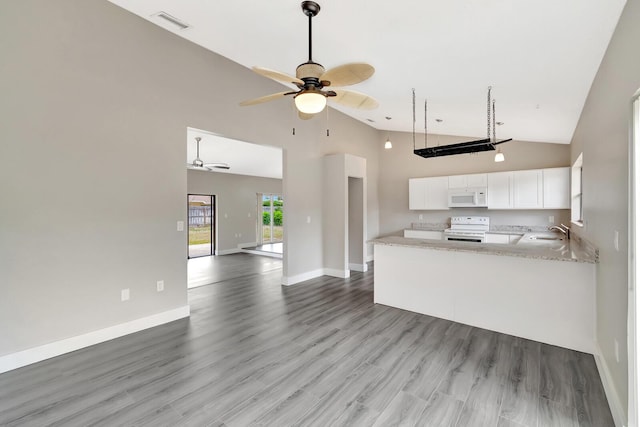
top-left (239, 91), bottom-right (293, 106)
top-left (298, 111), bottom-right (315, 120)
top-left (320, 63), bottom-right (375, 87)
top-left (330, 89), bottom-right (379, 110)
top-left (252, 66), bottom-right (304, 86)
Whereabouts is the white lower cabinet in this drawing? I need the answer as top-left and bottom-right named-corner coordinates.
top-left (484, 233), bottom-right (510, 244)
top-left (485, 233), bottom-right (523, 244)
top-left (404, 229), bottom-right (443, 240)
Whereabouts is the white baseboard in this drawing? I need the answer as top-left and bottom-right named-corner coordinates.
top-left (217, 242), bottom-right (257, 256)
top-left (594, 343), bottom-right (627, 427)
top-left (217, 248), bottom-right (242, 255)
top-left (0, 305), bottom-right (190, 374)
top-left (349, 263), bottom-right (368, 272)
top-left (281, 269), bottom-right (324, 286)
top-left (324, 268), bottom-right (350, 278)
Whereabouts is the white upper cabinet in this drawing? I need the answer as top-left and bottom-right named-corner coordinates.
top-left (426, 176), bottom-right (450, 210)
top-left (487, 171), bottom-right (514, 209)
top-left (409, 178), bottom-right (427, 210)
top-left (513, 169), bottom-right (544, 209)
top-left (448, 173), bottom-right (488, 189)
top-left (409, 176), bottom-right (449, 210)
top-left (412, 168), bottom-right (568, 211)
top-left (543, 167), bottom-right (570, 209)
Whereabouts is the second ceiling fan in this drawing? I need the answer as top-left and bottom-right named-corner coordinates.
top-left (240, 1), bottom-right (378, 119)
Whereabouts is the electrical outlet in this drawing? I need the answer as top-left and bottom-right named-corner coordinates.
top-left (224, 213), bottom-right (228, 219)
top-left (419, 214), bottom-right (424, 220)
top-left (176, 221), bottom-right (184, 232)
top-left (548, 216), bottom-right (554, 224)
top-left (614, 339), bottom-right (620, 363)
top-left (614, 230), bottom-right (619, 251)
top-left (248, 212), bottom-right (251, 217)
top-left (156, 280), bottom-right (164, 292)
top-left (121, 288), bottom-right (130, 301)
top-left (307, 216), bottom-right (311, 224)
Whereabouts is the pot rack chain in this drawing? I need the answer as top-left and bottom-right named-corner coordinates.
top-left (487, 86), bottom-right (492, 140)
top-left (412, 88), bottom-right (416, 151)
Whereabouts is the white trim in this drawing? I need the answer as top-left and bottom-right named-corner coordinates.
top-left (281, 269), bottom-right (324, 286)
top-left (324, 268), bottom-right (350, 278)
top-left (0, 305), bottom-right (190, 374)
top-left (349, 263), bottom-right (368, 272)
top-left (217, 248), bottom-right (242, 255)
top-left (595, 343), bottom-right (627, 427)
top-left (241, 248), bottom-right (282, 259)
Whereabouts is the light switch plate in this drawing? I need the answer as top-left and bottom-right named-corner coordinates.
top-left (614, 230), bottom-right (619, 251)
top-left (156, 280), bottom-right (164, 292)
top-left (307, 216), bottom-right (311, 224)
top-left (121, 288), bottom-right (130, 301)
top-left (177, 221), bottom-right (184, 232)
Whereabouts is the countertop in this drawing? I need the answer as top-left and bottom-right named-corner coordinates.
top-left (370, 233), bottom-right (598, 264)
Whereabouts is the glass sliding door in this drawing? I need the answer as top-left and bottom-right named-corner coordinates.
top-left (261, 194), bottom-right (283, 244)
top-left (188, 194), bottom-right (214, 258)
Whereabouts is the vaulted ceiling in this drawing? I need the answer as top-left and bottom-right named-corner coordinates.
top-left (110, 0), bottom-right (626, 144)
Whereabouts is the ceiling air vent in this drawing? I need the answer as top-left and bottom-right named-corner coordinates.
top-left (152, 12), bottom-right (190, 30)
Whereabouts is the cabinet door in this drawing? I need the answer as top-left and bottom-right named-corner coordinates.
top-left (543, 167), bottom-right (570, 209)
top-left (467, 173), bottom-right (488, 188)
top-left (409, 178), bottom-right (427, 210)
top-left (448, 175), bottom-right (468, 189)
top-left (513, 170), bottom-right (543, 209)
top-left (485, 233), bottom-right (510, 244)
top-left (404, 229), bottom-right (443, 240)
top-left (488, 171), bottom-right (513, 209)
top-left (426, 176), bottom-right (450, 210)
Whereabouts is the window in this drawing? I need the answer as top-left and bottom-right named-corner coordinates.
top-left (571, 153), bottom-right (583, 225)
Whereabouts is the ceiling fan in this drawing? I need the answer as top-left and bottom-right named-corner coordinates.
top-left (239, 1), bottom-right (378, 119)
top-left (188, 137), bottom-right (231, 171)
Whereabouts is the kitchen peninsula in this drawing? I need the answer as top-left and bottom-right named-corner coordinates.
top-left (370, 232), bottom-right (597, 353)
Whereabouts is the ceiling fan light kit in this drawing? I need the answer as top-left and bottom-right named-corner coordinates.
top-left (413, 87), bottom-right (511, 159)
top-left (239, 1), bottom-right (377, 118)
top-left (295, 90), bottom-right (327, 114)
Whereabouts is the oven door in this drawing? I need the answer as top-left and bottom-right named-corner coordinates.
top-left (444, 234), bottom-right (484, 243)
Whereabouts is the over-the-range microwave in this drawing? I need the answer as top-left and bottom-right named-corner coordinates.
top-left (448, 187), bottom-right (488, 208)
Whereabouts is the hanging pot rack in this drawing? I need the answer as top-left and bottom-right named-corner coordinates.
top-left (413, 86), bottom-right (511, 158)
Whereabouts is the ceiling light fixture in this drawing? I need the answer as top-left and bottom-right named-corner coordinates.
top-left (294, 91), bottom-right (327, 114)
top-left (494, 148), bottom-right (505, 162)
top-left (384, 137), bottom-right (392, 149)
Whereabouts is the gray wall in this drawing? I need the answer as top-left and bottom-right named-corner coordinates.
top-left (0, 0), bottom-right (379, 357)
top-left (570, 0), bottom-right (640, 419)
top-left (187, 170), bottom-right (282, 253)
top-left (378, 132), bottom-right (572, 235)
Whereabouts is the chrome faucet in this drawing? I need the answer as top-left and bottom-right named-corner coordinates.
top-left (549, 223), bottom-right (570, 239)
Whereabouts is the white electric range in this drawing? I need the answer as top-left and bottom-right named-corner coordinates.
top-left (443, 216), bottom-right (490, 243)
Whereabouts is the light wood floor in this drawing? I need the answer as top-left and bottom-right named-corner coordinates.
top-left (0, 254), bottom-right (614, 426)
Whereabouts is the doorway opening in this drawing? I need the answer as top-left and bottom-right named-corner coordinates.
top-left (348, 177), bottom-right (367, 272)
top-left (188, 194), bottom-right (215, 258)
top-left (253, 193), bottom-right (283, 256)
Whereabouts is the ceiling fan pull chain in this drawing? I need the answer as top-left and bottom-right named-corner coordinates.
top-left (326, 105), bottom-right (330, 137)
